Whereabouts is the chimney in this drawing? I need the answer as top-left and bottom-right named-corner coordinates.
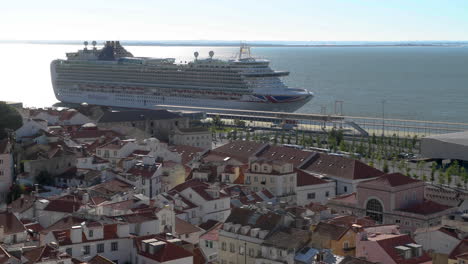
top-left (82, 192), bottom-right (89, 204)
top-left (71, 226), bottom-right (82, 243)
top-left (0, 226), bottom-right (4, 241)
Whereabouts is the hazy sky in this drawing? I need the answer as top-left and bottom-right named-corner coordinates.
top-left (2, 0), bottom-right (468, 41)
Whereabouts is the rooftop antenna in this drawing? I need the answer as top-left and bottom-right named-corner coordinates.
top-left (209, 50), bottom-right (214, 59)
top-left (194, 51), bottom-right (199, 61)
top-left (83, 41), bottom-right (88, 50)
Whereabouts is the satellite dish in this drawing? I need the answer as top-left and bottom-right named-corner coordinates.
top-left (194, 51), bottom-right (199, 59)
top-left (209, 50), bottom-right (214, 59)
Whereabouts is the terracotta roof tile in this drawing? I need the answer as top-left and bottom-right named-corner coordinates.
top-left (134, 235), bottom-right (193, 262)
top-left (303, 153), bottom-right (383, 180)
top-left (175, 217), bottom-right (202, 235)
top-left (399, 200), bottom-right (452, 215)
top-left (361, 173), bottom-right (421, 187)
top-left (0, 212), bottom-right (26, 235)
top-left (376, 234), bottom-right (432, 264)
top-left (296, 169), bottom-right (330, 186)
top-left (88, 255), bottom-right (116, 264)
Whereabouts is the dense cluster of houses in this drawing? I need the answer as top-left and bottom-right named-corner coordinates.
top-left (0, 106), bottom-right (467, 264)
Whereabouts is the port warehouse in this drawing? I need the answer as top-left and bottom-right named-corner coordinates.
top-left (421, 131), bottom-right (468, 163)
top-left (159, 105), bottom-right (468, 137)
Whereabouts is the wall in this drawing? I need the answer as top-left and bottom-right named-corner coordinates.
top-left (296, 182), bottom-right (335, 206)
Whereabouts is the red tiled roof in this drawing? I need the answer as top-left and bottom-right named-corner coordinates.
top-left (9, 194), bottom-right (35, 213)
top-left (303, 153), bottom-right (383, 180)
top-left (326, 215), bottom-right (376, 228)
top-left (88, 255), bottom-right (115, 264)
top-left (256, 145), bottom-right (315, 167)
top-left (331, 192), bottom-right (358, 205)
top-left (296, 169), bottom-right (329, 186)
top-left (209, 141), bottom-right (267, 163)
top-left (193, 247), bottom-right (206, 264)
top-left (361, 173), bottom-right (421, 187)
top-left (305, 202), bottom-right (329, 212)
top-left (134, 235), bottom-right (193, 262)
top-left (450, 239), bottom-right (468, 259)
top-left (175, 217), bottom-right (202, 235)
top-left (200, 222), bottom-right (222, 241)
top-left (44, 200), bottom-right (82, 213)
top-left (399, 200), bottom-right (452, 215)
top-left (313, 222), bottom-right (350, 240)
top-left (376, 234), bottom-right (432, 264)
top-left (23, 244), bottom-right (71, 263)
top-left (0, 212), bottom-right (26, 235)
top-left (127, 164), bottom-right (158, 178)
top-left (169, 145), bottom-right (205, 164)
top-left (90, 178), bottom-right (133, 196)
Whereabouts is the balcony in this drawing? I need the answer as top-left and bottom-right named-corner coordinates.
top-left (343, 247), bottom-right (356, 252)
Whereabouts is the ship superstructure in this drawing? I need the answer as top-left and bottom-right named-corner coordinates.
top-left (51, 41), bottom-right (313, 111)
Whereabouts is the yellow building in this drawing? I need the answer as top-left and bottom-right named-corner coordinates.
top-left (310, 222), bottom-right (357, 257)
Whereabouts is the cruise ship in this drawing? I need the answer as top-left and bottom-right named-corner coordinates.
top-left (51, 41), bottom-right (313, 112)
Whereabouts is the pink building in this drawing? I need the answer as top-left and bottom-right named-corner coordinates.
top-left (328, 173), bottom-right (455, 233)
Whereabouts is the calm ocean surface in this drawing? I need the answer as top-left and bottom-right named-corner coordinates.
top-left (1, 43), bottom-right (467, 122)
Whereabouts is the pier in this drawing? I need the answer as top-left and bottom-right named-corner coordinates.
top-left (157, 105), bottom-right (468, 137)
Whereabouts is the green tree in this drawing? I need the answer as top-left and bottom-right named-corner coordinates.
top-left (0, 102), bottom-right (23, 140)
top-left (383, 160), bottom-right (389, 173)
top-left (234, 119), bottom-right (246, 128)
top-left (421, 173), bottom-right (427, 182)
top-left (212, 115), bottom-right (223, 129)
top-left (430, 162), bottom-right (437, 183)
top-left (461, 167), bottom-right (468, 188)
top-left (246, 131), bottom-right (251, 141)
top-left (372, 133), bottom-right (377, 144)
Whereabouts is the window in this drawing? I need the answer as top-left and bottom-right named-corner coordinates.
top-left (0, 160), bottom-right (3, 164)
top-left (0, 171), bottom-right (3, 176)
top-left (344, 186), bottom-right (348, 192)
top-left (239, 245), bottom-right (244, 255)
top-left (89, 230), bottom-right (93, 238)
top-left (366, 199), bottom-right (383, 223)
top-left (83, 245), bottom-right (90, 255)
top-left (307, 193), bottom-right (316, 199)
top-left (248, 248), bottom-right (254, 257)
top-left (113, 151), bottom-right (117, 156)
top-left (111, 242), bottom-right (118, 251)
top-left (229, 243), bottom-right (235, 253)
top-left (254, 176), bottom-right (258, 182)
top-left (66, 248), bottom-right (72, 255)
top-left (343, 241), bottom-right (349, 249)
top-left (325, 191), bottom-right (330, 197)
top-left (395, 219), bottom-right (401, 224)
top-left (205, 240), bottom-right (213, 248)
top-left (97, 243), bottom-right (104, 253)
top-left (221, 242), bottom-right (227, 251)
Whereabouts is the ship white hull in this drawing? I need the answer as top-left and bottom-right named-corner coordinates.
top-left (52, 86), bottom-right (312, 112)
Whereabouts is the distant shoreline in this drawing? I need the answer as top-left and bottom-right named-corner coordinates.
top-left (1, 40), bottom-right (467, 48)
